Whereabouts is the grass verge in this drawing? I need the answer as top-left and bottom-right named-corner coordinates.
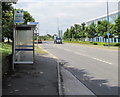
top-left (34, 44), bottom-right (47, 54)
top-left (0, 42), bottom-right (12, 74)
top-left (63, 40), bottom-right (120, 48)
top-left (0, 42), bottom-right (12, 59)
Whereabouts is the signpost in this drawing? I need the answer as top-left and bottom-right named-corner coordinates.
top-left (15, 10), bottom-right (24, 23)
top-left (107, 0), bottom-right (110, 47)
top-left (107, 32), bottom-right (110, 47)
top-left (107, 33), bottom-right (110, 36)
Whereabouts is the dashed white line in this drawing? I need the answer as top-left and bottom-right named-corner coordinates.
top-left (92, 57), bottom-right (112, 65)
top-left (56, 47), bottom-right (113, 65)
top-left (41, 44), bottom-right (114, 65)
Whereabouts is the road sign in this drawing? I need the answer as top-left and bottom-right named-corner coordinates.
top-left (15, 10), bottom-right (24, 23)
top-left (27, 22), bottom-right (39, 25)
top-left (107, 33), bottom-right (110, 36)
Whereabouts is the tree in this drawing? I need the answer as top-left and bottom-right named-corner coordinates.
top-left (63, 28), bottom-right (71, 39)
top-left (81, 22), bottom-right (86, 31)
top-left (63, 15), bottom-right (120, 42)
top-left (115, 16), bottom-right (120, 39)
top-left (96, 20), bottom-right (109, 38)
top-left (74, 24), bottom-right (81, 39)
top-left (70, 26), bottom-right (75, 39)
top-left (2, 11), bottom-right (13, 42)
top-left (2, 2), bottom-right (13, 13)
top-left (86, 22), bottom-right (96, 41)
top-left (80, 22), bottom-right (86, 41)
top-left (2, 2), bottom-right (14, 42)
top-left (2, 4), bottom-right (35, 42)
top-left (109, 23), bottom-right (117, 38)
top-left (23, 11), bottom-right (35, 24)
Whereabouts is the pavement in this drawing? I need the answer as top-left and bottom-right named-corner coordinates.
top-left (2, 53), bottom-right (58, 96)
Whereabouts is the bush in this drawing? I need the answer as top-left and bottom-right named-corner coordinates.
top-left (93, 43), bottom-right (98, 45)
top-left (103, 44), bottom-right (107, 46)
top-left (90, 42), bottom-right (93, 43)
top-left (63, 39), bottom-right (120, 47)
top-left (114, 43), bottom-right (120, 46)
top-left (103, 43), bottom-right (120, 46)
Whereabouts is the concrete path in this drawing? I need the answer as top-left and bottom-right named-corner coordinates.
top-left (2, 53), bottom-right (58, 95)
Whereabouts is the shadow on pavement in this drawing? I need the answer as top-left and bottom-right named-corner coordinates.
top-left (2, 53), bottom-right (58, 96)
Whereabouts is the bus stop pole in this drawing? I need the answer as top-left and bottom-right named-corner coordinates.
top-left (12, 8), bottom-right (15, 70)
top-left (37, 23), bottom-right (39, 47)
top-left (37, 33), bottom-right (38, 47)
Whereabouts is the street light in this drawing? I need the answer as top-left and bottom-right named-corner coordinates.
top-left (107, 0), bottom-right (110, 47)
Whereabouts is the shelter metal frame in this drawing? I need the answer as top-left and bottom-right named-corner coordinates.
top-left (13, 25), bottom-right (36, 67)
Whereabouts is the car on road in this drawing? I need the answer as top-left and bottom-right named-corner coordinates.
top-left (38, 39), bottom-right (42, 43)
top-left (54, 37), bottom-right (62, 44)
top-left (34, 39), bottom-right (42, 44)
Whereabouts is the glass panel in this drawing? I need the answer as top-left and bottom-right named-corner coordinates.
top-left (14, 30), bottom-right (34, 63)
top-left (15, 30), bottom-right (33, 47)
top-left (15, 51), bottom-right (33, 62)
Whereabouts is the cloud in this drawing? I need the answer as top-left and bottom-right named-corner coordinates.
top-left (14, 0), bottom-right (118, 35)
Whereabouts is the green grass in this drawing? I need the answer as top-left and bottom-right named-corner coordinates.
top-left (0, 43), bottom-right (47, 60)
top-left (0, 42), bottom-right (12, 59)
top-left (63, 40), bottom-right (94, 45)
top-left (63, 40), bottom-right (120, 47)
top-left (34, 44), bottom-right (47, 54)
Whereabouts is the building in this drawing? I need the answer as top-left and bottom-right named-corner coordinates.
top-left (85, 10), bottom-right (120, 43)
top-left (86, 11), bottom-right (119, 26)
top-left (58, 29), bottom-right (63, 38)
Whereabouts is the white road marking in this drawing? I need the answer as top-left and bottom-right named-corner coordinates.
top-left (41, 44), bottom-right (114, 65)
top-left (55, 47), bottom-right (114, 65)
top-left (92, 57), bottom-right (112, 65)
top-left (73, 52), bottom-right (88, 57)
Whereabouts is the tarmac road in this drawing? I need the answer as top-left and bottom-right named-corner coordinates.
top-left (39, 41), bottom-right (119, 96)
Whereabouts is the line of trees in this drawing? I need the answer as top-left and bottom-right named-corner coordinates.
top-left (63, 16), bottom-right (120, 42)
top-left (2, 2), bottom-right (35, 42)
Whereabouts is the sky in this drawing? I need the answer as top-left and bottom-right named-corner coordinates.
top-left (13, 0), bottom-right (119, 36)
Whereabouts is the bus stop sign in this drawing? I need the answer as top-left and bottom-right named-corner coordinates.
top-left (15, 10), bottom-right (24, 23)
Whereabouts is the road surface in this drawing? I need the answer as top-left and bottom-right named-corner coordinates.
top-left (39, 41), bottom-right (118, 95)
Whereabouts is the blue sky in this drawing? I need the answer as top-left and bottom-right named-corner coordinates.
top-left (13, 0), bottom-right (119, 36)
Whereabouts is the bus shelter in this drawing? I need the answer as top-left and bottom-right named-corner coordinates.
top-left (13, 25), bottom-right (36, 65)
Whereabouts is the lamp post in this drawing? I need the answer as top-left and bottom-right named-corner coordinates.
top-left (107, 0), bottom-right (110, 47)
